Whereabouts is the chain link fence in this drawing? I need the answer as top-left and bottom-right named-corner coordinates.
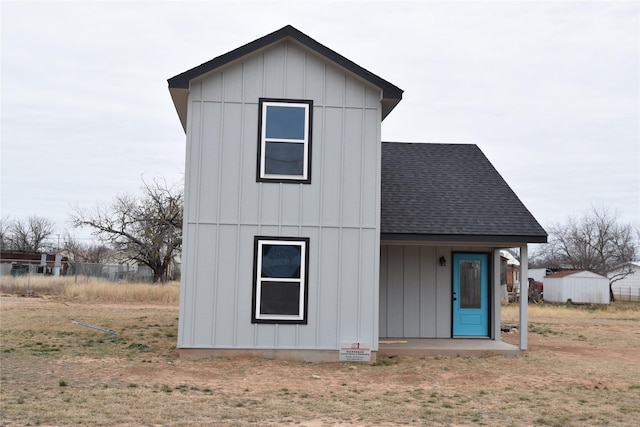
top-left (612, 287), bottom-right (640, 302)
top-left (0, 258), bottom-right (179, 283)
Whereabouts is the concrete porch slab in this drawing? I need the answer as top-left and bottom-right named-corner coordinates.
top-left (378, 338), bottom-right (521, 357)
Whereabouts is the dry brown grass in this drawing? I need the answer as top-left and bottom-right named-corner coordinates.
top-left (502, 300), bottom-right (640, 321)
top-left (1, 293), bottom-right (639, 426)
top-left (0, 275), bottom-right (179, 304)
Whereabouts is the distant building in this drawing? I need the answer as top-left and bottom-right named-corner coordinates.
top-left (0, 251), bottom-right (69, 277)
top-left (609, 262), bottom-right (640, 301)
top-left (544, 270), bottom-right (610, 304)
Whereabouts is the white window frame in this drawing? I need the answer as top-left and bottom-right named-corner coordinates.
top-left (253, 237), bottom-right (309, 324)
top-left (257, 98), bottom-right (312, 183)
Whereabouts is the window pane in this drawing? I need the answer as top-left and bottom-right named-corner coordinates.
top-left (265, 142), bottom-right (304, 176)
top-left (261, 244), bottom-right (301, 278)
top-left (460, 260), bottom-right (481, 308)
top-left (265, 105), bottom-right (305, 140)
top-left (260, 281), bottom-right (300, 315)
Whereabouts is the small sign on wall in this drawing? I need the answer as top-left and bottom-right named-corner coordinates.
top-left (339, 342), bottom-right (371, 362)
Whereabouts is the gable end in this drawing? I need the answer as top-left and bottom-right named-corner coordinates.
top-left (168, 25), bottom-right (403, 130)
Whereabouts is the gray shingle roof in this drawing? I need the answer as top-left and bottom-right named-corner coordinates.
top-left (381, 142), bottom-right (547, 243)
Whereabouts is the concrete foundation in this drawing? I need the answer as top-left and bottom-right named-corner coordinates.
top-left (179, 339), bottom-right (521, 363)
top-left (178, 348), bottom-right (370, 363)
top-left (378, 338), bottom-right (521, 357)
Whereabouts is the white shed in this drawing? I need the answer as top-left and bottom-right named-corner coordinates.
top-left (608, 262), bottom-right (640, 301)
top-left (544, 270), bottom-right (610, 304)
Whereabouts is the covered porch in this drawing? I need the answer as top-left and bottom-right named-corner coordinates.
top-left (378, 338), bottom-right (521, 357)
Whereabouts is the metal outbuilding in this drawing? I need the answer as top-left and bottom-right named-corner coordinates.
top-left (543, 270), bottom-right (610, 304)
top-left (609, 262), bottom-right (640, 301)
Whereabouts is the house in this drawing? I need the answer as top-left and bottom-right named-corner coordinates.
top-left (0, 250), bottom-right (69, 277)
top-left (168, 25), bottom-right (547, 362)
top-left (500, 249), bottom-right (521, 301)
top-left (529, 268), bottom-right (552, 283)
top-left (544, 270), bottom-right (610, 304)
top-left (608, 262), bottom-right (640, 301)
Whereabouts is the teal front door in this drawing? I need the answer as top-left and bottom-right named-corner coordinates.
top-left (453, 253), bottom-right (490, 337)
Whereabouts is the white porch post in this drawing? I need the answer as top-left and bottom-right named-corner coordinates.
top-left (493, 249), bottom-right (502, 341)
top-left (519, 244), bottom-right (529, 350)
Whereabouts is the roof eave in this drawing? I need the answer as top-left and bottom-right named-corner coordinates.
top-left (169, 87), bottom-right (189, 132)
top-left (168, 25), bottom-right (403, 130)
top-left (380, 233), bottom-right (548, 245)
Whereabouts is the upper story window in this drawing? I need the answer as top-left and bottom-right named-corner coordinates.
top-left (257, 98), bottom-right (312, 183)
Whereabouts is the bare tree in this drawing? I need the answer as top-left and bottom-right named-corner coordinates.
top-left (0, 216), bottom-right (10, 250)
top-left (71, 178), bottom-right (183, 283)
top-left (537, 207), bottom-right (638, 301)
top-left (2, 216), bottom-right (56, 252)
top-left (62, 233), bottom-right (113, 262)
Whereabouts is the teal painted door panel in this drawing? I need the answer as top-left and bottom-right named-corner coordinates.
top-left (453, 253), bottom-right (489, 337)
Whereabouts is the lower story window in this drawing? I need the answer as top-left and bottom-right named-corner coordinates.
top-left (252, 236), bottom-right (309, 324)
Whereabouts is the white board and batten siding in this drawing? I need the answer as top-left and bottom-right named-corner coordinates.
top-left (379, 244), bottom-right (502, 339)
top-left (544, 271), bottom-right (610, 304)
top-left (178, 40), bottom-right (384, 352)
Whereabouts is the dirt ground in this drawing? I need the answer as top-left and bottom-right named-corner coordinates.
top-left (1, 295), bottom-right (639, 426)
